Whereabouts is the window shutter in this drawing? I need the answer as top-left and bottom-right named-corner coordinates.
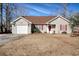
top-left (65, 25), bottom-right (67, 31)
top-left (60, 24), bottom-right (62, 30)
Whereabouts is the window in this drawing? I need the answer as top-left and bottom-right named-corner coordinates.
top-left (42, 24), bottom-right (43, 30)
top-left (39, 25), bottom-right (43, 30)
top-left (60, 24), bottom-right (67, 31)
top-left (52, 24), bottom-right (56, 28)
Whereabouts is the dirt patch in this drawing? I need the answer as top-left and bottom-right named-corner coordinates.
top-left (0, 33), bottom-right (79, 56)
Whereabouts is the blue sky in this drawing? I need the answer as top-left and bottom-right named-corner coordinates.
top-left (2, 3), bottom-right (79, 21)
top-left (13, 3), bottom-right (79, 16)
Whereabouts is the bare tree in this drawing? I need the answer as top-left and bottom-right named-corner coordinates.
top-left (4, 3), bottom-right (17, 33)
top-left (60, 3), bottom-right (68, 17)
top-left (63, 3), bottom-right (68, 17)
top-left (0, 3), bottom-right (3, 33)
top-left (5, 3), bottom-right (10, 32)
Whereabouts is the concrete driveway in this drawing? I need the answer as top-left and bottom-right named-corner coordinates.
top-left (0, 34), bottom-right (25, 45)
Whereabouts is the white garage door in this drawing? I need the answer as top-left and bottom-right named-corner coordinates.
top-left (17, 26), bottom-right (28, 34)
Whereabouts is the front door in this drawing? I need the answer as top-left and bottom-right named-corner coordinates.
top-left (48, 25), bottom-right (51, 31)
top-left (48, 24), bottom-right (56, 33)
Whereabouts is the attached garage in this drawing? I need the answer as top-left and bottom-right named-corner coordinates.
top-left (11, 17), bottom-right (32, 34)
top-left (16, 26), bottom-right (28, 34)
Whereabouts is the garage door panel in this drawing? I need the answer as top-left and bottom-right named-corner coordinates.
top-left (17, 26), bottom-right (28, 34)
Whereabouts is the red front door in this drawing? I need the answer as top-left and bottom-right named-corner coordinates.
top-left (48, 25), bottom-right (51, 31)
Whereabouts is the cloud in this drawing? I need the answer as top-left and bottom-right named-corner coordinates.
top-left (25, 4), bottom-right (51, 14)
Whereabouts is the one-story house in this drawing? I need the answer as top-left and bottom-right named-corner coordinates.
top-left (11, 16), bottom-right (72, 34)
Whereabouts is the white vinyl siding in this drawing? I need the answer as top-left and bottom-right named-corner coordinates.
top-left (12, 18), bottom-right (31, 34)
top-left (47, 17), bottom-right (71, 34)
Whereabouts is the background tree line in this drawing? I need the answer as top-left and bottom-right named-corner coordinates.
top-left (0, 3), bottom-right (18, 33)
top-left (0, 3), bottom-right (14, 33)
top-left (62, 4), bottom-right (79, 31)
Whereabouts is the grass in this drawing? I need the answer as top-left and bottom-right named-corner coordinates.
top-left (0, 33), bottom-right (79, 56)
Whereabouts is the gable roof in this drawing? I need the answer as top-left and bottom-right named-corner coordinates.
top-left (46, 16), bottom-right (70, 24)
top-left (11, 16), bottom-right (70, 24)
top-left (23, 16), bottom-right (56, 24)
top-left (11, 17), bottom-right (32, 24)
